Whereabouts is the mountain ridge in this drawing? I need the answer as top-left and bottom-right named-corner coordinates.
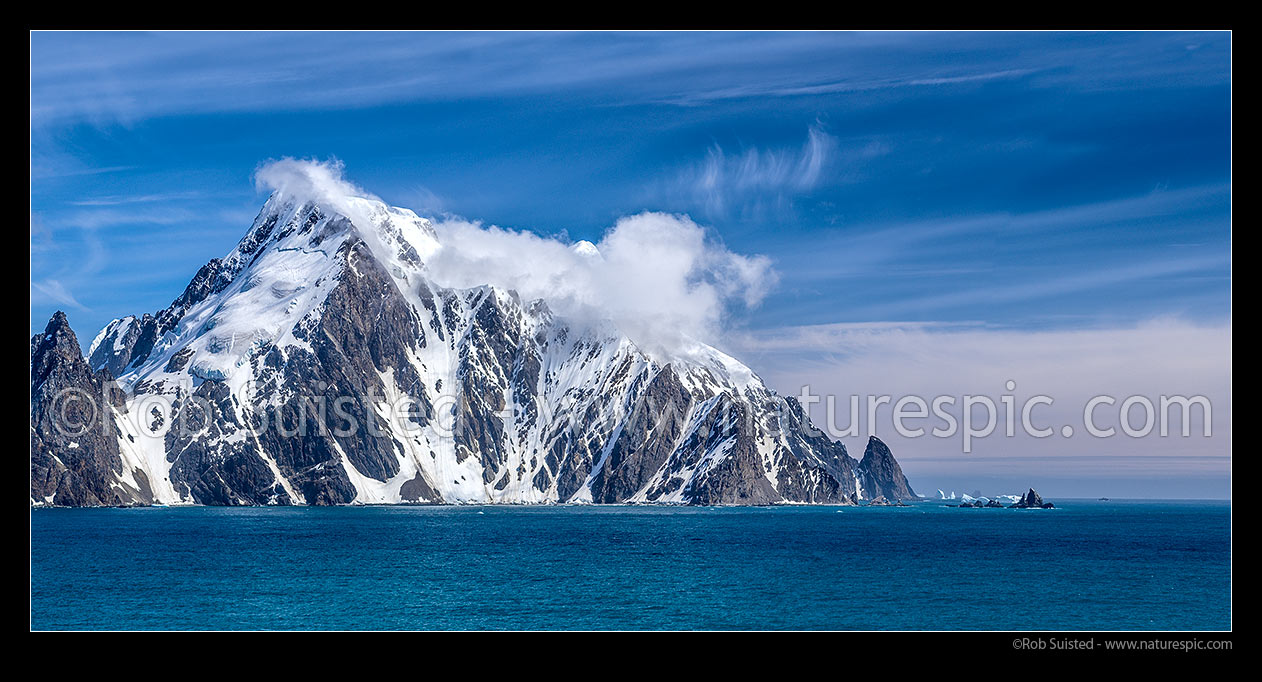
top-left (31, 176), bottom-right (915, 507)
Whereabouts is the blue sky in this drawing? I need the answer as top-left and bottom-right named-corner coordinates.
top-left (30, 32), bottom-right (1232, 497)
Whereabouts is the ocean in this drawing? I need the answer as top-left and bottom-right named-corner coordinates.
top-left (30, 500), bottom-right (1230, 630)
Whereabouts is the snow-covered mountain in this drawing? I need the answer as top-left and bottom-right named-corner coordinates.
top-left (31, 179), bottom-right (915, 507)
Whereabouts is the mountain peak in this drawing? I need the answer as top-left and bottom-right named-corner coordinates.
top-left (863, 434), bottom-right (890, 456)
top-left (45, 310), bottom-right (72, 336)
top-left (34, 311), bottom-right (80, 362)
top-left (37, 164), bottom-right (915, 508)
top-left (570, 240), bottom-right (602, 259)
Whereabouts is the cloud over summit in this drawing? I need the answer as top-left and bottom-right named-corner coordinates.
top-left (255, 159), bottom-right (777, 356)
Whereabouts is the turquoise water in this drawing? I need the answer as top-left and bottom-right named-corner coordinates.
top-left (30, 500), bottom-right (1230, 630)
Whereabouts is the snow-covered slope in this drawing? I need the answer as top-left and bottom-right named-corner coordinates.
top-left (37, 179), bottom-right (914, 507)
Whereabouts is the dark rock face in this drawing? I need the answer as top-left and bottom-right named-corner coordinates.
top-left (678, 397), bottom-right (782, 506)
top-left (305, 239), bottom-right (427, 484)
top-left (589, 367), bottom-right (692, 503)
top-left (163, 380), bottom-right (294, 506)
top-left (30, 312), bottom-right (147, 506)
top-left (856, 436), bottom-right (916, 501)
top-left (765, 397), bottom-right (860, 505)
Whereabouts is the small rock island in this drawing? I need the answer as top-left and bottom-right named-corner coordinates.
top-left (1011, 488), bottom-right (1055, 509)
top-left (951, 488), bottom-right (1055, 509)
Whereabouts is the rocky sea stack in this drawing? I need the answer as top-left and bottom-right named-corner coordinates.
top-left (1012, 488), bottom-right (1055, 509)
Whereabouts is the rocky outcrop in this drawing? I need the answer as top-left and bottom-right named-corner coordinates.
top-left (30, 312), bottom-right (149, 506)
top-left (1012, 488), bottom-right (1054, 508)
top-left (856, 435), bottom-right (916, 501)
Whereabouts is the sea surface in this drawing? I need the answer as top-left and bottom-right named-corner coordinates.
top-left (30, 500), bottom-right (1230, 630)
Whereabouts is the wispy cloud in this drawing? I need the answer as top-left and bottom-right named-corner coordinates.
top-left (669, 68), bottom-right (1042, 105)
top-left (68, 191), bottom-right (202, 207)
top-left (29, 187), bottom-right (253, 337)
top-left (31, 279), bottom-right (89, 311)
top-left (60, 207), bottom-right (200, 230)
top-left (32, 32), bottom-right (1229, 131)
top-left (32, 32), bottom-right (787, 127)
top-left (669, 125), bottom-right (847, 217)
top-left (841, 251), bottom-right (1230, 320)
top-left (30, 209), bottom-right (109, 318)
top-left (743, 183), bottom-right (1231, 325)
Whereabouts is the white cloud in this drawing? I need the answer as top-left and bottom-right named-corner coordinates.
top-left (255, 157), bottom-right (380, 211)
top-left (425, 213), bottom-right (776, 357)
top-left (255, 159), bottom-right (777, 357)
